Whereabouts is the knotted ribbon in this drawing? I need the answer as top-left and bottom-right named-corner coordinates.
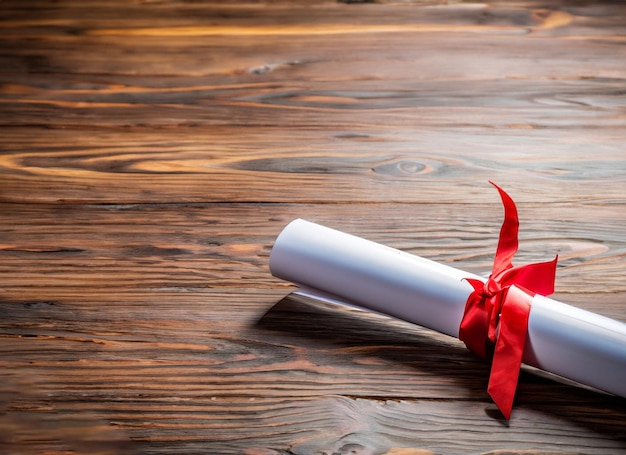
top-left (459, 182), bottom-right (558, 419)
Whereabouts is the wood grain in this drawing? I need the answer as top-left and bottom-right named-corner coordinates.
top-left (1, 1), bottom-right (625, 454)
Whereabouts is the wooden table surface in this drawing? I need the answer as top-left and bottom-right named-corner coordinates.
top-left (1, 1), bottom-right (625, 454)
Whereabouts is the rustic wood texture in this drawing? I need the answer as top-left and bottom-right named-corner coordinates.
top-left (1, 1), bottom-right (625, 454)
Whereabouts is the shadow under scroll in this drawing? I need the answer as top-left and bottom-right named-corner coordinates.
top-left (257, 292), bottom-right (626, 439)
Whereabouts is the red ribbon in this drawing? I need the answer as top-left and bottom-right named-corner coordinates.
top-left (459, 182), bottom-right (558, 419)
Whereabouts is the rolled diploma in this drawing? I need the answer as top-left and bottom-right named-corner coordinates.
top-left (269, 219), bottom-right (626, 398)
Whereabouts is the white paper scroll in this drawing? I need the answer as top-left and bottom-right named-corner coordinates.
top-left (269, 219), bottom-right (626, 398)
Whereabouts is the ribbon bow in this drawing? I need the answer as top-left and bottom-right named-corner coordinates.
top-left (459, 182), bottom-right (558, 419)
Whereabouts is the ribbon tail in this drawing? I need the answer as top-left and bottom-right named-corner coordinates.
top-left (489, 181), bottom-right (519, 277)
top-left (487, 285), bottom-right (532, 420)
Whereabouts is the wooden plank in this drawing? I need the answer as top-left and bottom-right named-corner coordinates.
top-left (1, 202), bottom-right (624, 309)
top-left (1, 123), bottom-right (625, 204)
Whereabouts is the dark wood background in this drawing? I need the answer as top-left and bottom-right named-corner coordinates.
top-left (1, 1), bottom-right (625, 454)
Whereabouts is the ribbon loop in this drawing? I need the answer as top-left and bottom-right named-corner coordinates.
top-left (459, 182), bottom-right (557, 419)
